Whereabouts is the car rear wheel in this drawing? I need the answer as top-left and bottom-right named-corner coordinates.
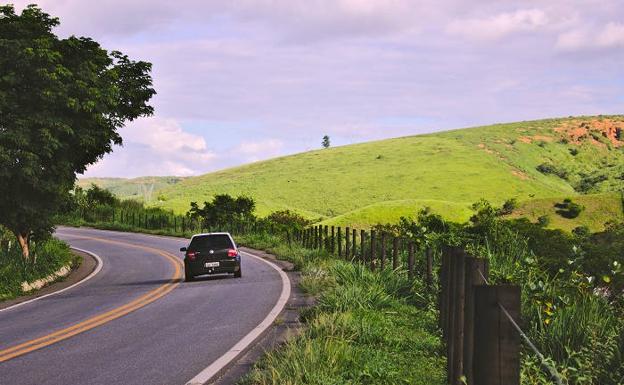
top-left (184, 263), bottom-right (195, 282)
top-left (234, 267), bottom-right (242, 278)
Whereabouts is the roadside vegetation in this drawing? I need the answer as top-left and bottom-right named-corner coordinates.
top-left (70, 189), bottom-right (624, 384)
top-left (237, 234), bottom-right (445, 385)
top-left (0, 227), bottom-right (76, 301)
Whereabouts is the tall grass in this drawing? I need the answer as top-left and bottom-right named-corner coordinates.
top-left (239, 233), bottom-right (445, 385)
top-left (474, 225), bottom-right (624, 384)
top-left (0, 236), bottom-right (76, 300)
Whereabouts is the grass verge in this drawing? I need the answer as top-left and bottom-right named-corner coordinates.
top-left (0, 237), bottom-right (77, 301)
top-left (237, 233), bottom-right (445, 385)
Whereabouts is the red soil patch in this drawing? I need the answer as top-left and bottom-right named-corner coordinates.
top-left (555, 118), bottom-right (624, 148)
top-left (517, 135), bottom-right (553, 144)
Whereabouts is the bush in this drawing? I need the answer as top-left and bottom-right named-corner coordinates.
top-left (499, 198), bottom-right (518, 215)
top-left (554, 199), bottom-right (584, 219)
top-left (536, 163), bottom-right (568, 179)
top-left (537, 215), bottom-right (550, 227)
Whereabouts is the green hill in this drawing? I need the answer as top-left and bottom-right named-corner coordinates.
top-left (77, 176), bottom-right (186, 202)
top-left (147, 116), bottom-right (624, 231)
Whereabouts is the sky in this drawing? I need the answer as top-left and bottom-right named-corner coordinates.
top-left (10, 0), bottom-right (624, 177)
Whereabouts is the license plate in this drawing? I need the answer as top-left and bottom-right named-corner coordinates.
top-left (205, 262), bottom-right (219, 268)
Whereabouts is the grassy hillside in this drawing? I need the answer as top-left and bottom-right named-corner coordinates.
top-left (146, 116), bottom-right (624, 230)
top-left (507, 192), bottom-right (623, 232)
top-left (78, 176), bottom-right (186, 202)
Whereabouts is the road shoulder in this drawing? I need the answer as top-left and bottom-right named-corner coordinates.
top-left (0, 249), bottom-right (97, 311)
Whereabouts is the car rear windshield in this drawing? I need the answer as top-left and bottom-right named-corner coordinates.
top-left (189, 234), bottom-right (234, 251)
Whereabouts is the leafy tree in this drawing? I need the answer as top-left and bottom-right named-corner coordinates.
top-left (322, 135), bottom-right (330, 149)
top-left (266, 210), bottom-right (310, 230)
top-left (0, 5), bottom-right (155, 260)
top-left (84, 184), bottom-right (118, 207)
top-left (188, 194), bottom-right (256, 227)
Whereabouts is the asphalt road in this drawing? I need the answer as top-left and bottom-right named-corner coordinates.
top-left (0, 227), bottom-right (284, 385)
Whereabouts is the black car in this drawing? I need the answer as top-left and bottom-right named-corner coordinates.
top-left (180, 232), bottom-right (242, 281)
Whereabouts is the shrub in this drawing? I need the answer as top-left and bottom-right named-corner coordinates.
top-left (537, 215), bottom-right (550, 227)
top-left (498, 198), bottom-right (518, 215)
top-left (555, 199), bottom-right (584, 219)
top-left (536, 163), bottom-right (568, 179)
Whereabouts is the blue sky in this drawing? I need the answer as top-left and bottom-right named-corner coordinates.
top-left (11, 0), bottom-right (624, 177)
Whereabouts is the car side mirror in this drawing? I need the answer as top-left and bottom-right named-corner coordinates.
top-left (180, 247), bottom-right (187, 252)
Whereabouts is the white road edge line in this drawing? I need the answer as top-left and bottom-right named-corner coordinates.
top-left (0, 247), bottom-right (103, 313)
top-left (185, 251), bottom-right (291, 385)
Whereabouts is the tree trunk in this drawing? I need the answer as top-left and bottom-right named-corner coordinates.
top-left (16, 232), bottom-right (31, 261)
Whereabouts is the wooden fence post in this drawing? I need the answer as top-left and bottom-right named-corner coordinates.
top-left (439, 248), bottom-right (450, 333)
top-left (473, 285), bottom-right (521, 385)
top-left (324, 226), bottom-right (329, 251)
top-left (314, 226), bottom-right (319, 249)
top-left (407, 242), bottom-right (415, 279)
top-left (450, 249), bottom-right (467, 385)
top-left (337, 227), bottom-right (342, 258)
top-left (352, 229), bottom-right (357, 259)
top-left (380, 233), bottom-right (386, 270)
top-left (392, 237), bottom-right (399, 269)
top-left (464, 257), bottom-right (489, 385)
top-left (360, 230), bottom-right (366, 263)
top-left (331, 226), bottom-right (335, 254)
top-left (345, 227), bottom-right (350, 259)
top-left (370, 230), bottom-right (376, 271)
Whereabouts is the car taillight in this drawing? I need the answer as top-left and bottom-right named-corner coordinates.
top-left (187, 251), bottom-right (196, 260)
top-left (227, 249), bottom-right (238, 257)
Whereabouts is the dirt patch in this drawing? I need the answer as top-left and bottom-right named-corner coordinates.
top-left (517, 135), bottom-right (553, 144)
top-left (512, 170), bottom-right (530, 180)
top-left (555, 118), bottom-right (624, 148)
top-left (477, 143), bottom-right (494, 154)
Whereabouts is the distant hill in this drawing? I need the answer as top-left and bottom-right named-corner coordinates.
top-left (77, 176), bottom-right (186, 203)
top-left (114, 116), bottom-right (624, 231)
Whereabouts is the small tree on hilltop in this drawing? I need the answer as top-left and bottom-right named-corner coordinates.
top-left (0, 5), bottom-right (155, 260)
top-left (322, 135), bottom-right (330, 148)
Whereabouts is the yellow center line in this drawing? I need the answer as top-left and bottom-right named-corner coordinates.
top-left (0, 235), bottom-right (183, 363)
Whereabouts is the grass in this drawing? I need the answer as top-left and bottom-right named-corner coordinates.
top-left (0, 237), bottom-right (77, 301)
top-left (237, 234), bottom-right (445, 385)
top-left (141, 116), bottom-right (624, 231)
top-left (506, 192), bottom-right (624, 232)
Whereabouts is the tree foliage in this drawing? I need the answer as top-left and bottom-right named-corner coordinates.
top-left (0, 5), bottom-right (155, 259)
top-left (188, 194), bottom-right (256, 227)
top-left (266, 210), bottom-right (310, 230)
top-left (322, 135), bottom-right (330, 149)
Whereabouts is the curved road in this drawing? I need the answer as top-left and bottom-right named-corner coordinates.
top-left (0, 227), bottom-right (285, 385)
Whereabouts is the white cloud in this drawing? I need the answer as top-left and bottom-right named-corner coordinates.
top-left (557, 22), bottom-right (624, 51)
top-left (446, 9), bottom-right (549, 41)
top-left (84, 117), bottom-right (216, 177)
top-left (235, 139), bottom-right (284, 162)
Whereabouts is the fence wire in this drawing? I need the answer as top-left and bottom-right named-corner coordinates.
top-left (476, 268), bottom-right (564, 385)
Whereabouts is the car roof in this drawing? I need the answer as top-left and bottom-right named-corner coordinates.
top-left (191, 232), bottom-right (231, 237)
top-left (189, 232), bottom-right (237, 247)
